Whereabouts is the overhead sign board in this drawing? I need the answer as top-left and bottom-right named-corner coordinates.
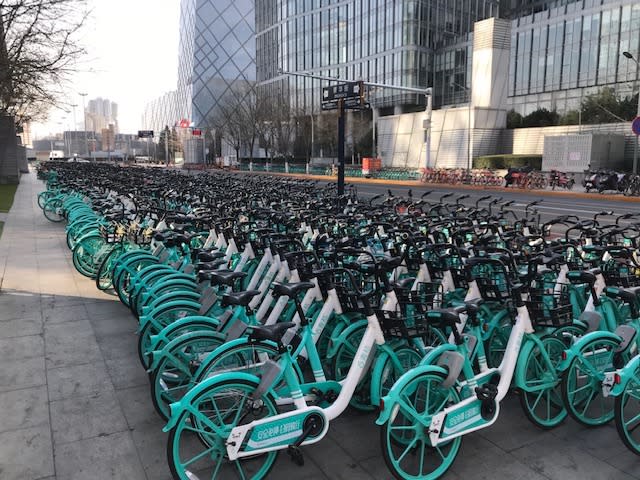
top-left (321, 97), bottom-right (370, 111)
top-left (322, 81), bottom-right (363, 102)
top-left (321, 82), bottom-right (368, 111)
top-left (138, 130), bottom-right (154, 138)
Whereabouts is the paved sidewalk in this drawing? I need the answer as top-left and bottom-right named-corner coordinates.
top-left (1, 170), bottom-right (639, 479)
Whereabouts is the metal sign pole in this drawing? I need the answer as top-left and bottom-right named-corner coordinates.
top-left (337, 99), bottom-right (345, 196)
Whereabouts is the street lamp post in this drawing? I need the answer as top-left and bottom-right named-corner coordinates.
top-left (623, 51), bottom-right (640, 174)
top-left (79, 93), bottom-right (88, 156)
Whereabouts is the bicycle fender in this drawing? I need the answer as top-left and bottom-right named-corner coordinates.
top-left (141, 290), bottom-right (201, 315)
top-left (149, 315), bottom-right (220, 351)
top-left (375, 365), bottom-right (448, 425)
top-left (418, 343), bottom-right (458, 367)
top-left (163, 372), bottom-right (261, 432)
top-left (369, 350), bottom-right (392, 407)
top-left (556, 331), bottom-right (621, 372)
top-left (609, 355), bottom-right (640, 396)
top-left (140, 277), bottom-right (198, 305)
top-left (513, 339), bottom-right (561, 392)
top-left (138, 299), bottom-right (202, 330)
top-left (326, 319), bottom-right (368, 359)
top-left (148, 329), bottom-right (225, 372)
top-left (193, 338), bottom-right (280, 382)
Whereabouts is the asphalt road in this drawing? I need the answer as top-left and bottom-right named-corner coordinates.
top-left (350, 182), bottom-right (639, 224)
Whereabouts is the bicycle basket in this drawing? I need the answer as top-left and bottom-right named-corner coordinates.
top-left (99, 224), bottom-right (124, 243)
top-left (525, 284), bottom-right (573, 328)
top-left (377, 309), bottom-right (430, 339)
top-left (395, 281), bottom-right (443, 312)
top-left (602, 262), bottom-right (640, 288)
top-left (468, 258), bottom-right (512, 301)
top-left (317, 269), bottom-right (377, 313)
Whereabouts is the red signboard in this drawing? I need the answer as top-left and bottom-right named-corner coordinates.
top-left (192, 128), bottom-right (202, 136)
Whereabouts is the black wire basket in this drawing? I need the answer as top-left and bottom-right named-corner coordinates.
top-left (601, 261), bottom-right (640, 288)
top-left (395, 281), bottom-right (443, 313)
top-left (99, 224), bottom-right (124, 243)
top-left (423, 248), bottom-right (468, 289)
top-left (525, 284), bottom-right (573, 328)
top-left (378, 282), bottom-right (444, 339)
top-left (469, 261), bottom-right (513, 302)
top-left (377, 309), bottom-right (433, 339)
top-left (317, 269), bottom-right (378, 313)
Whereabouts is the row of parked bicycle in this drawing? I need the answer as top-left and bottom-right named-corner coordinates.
top-left (37, 160), bottom-right (640, 480)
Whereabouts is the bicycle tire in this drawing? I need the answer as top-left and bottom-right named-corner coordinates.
top-left (560, 336), bottom-right (620, 426)
top-left (380, 369), bottom-right (461, 480)
top-left (614, 366), bottom-right (640, 456)
top-left (167, 377), bottom-right (279, 480)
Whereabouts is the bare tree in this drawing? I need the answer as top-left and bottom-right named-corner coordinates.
top-left (257, 91), bottom-right (295, 161)
top-left (0, 0), bottom-right (88, 125)
top-left (207, 83), bottom-right (262, 164)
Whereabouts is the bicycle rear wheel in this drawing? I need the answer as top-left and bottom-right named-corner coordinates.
top-left (380, 370), bottom-right (461, 479)
top-left (561, 337), bottom-right (619, 426)
top-left (615, 366), bottom-right (640, 456)
top-left (167, 378), bottom-right (279, 480)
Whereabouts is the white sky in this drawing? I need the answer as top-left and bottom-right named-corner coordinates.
top-left (31, 0), bottom-right (180, 139)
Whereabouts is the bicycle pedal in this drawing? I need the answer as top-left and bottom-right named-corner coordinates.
top-left (287, 445), bottom-right (304, 466)
top-left (475, 383), bottom-right (498, 402)
top-left (475, 384), bottom-right (498, 420)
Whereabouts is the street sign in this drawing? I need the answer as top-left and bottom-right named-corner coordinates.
top-left (192, 128), bottom-right (202, 136)
top-left (321, 97), bottom-right (370, 111)
top-left (138, 130), bottom-right (154, 138)
top-left (322, 81), bottom-right (362, 102)
top-left (632, 116), bottom-right (640, 136)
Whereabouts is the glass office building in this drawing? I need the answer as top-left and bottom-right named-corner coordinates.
top-left (506, 1), bottom-right (640, 115)
top-left (177, 0), bottom-right (256, 128)
top-left (255, 0), bottom-right (500, 112)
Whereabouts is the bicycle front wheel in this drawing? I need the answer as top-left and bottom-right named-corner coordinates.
top-left (615, 366), bottom-right (640, 455)
top-left (380, 370), bottom-right (462, 480)
top-left (561, 337), bottom-right (620, 426)
top-left (518, 335), bottom-right (567, 429)
top-left (167, 378), bottom-right (279, 480)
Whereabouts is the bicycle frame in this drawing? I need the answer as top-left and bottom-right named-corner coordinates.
top-left (377, 300), bottom-right (558, 444)
top-left (164, 307), bottom-right (387, 460)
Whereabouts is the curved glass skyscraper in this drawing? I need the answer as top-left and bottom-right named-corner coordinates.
top-left (177, 0), bottom-right (256, 128)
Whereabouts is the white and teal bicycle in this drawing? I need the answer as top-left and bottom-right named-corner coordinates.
top-left (162, 268), bottom-right (397, 479)
top-left (376, 256), bottom-right (570, 479)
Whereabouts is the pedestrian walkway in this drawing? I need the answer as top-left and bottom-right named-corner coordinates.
top-left (1, 169), bottom-right (639, 479)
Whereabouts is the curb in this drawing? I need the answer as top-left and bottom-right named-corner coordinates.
top-left (231, 170), bottom-right (640, 203)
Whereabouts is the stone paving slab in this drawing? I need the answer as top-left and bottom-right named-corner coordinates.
top-left (0, 169), bottom-right (638, 480)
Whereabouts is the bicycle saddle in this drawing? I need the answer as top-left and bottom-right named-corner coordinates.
top-left (221, 290), bottom-right (261, 307)
top-left (391, 277), bottom-right (415, 290)
top-left (604, 286), bottom-right (640, 305)
top-left (567, 270), bottom-right (598, 285)
top-left (426, 306), bottom-right (466, 328)
top-left (271, 282), bottom-right (314, 298)
top-left (209, 270), bottom-right (247, 287)
top-left (197, 251), bottom-right (225, 263)
top-left (249, 322), bottom-right (296, 344)
top-left (378, 256), bottom-right (403, 272)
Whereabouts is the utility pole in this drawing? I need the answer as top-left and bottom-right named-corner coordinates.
top-left (79, 93), bottom-right (88, 156)
top-left (622, 52), bottom-right (640, 174)
top-left (337, 99), bottom-right (345, 196)
top-left (164, 128), bottom-right (169, 166)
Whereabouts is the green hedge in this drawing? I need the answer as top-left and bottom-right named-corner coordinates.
top-left (473, 154), bottom-right (542, 170)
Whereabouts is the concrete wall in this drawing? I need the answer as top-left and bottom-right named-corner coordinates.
top-left (506, 122), bottom-right (637, 170)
